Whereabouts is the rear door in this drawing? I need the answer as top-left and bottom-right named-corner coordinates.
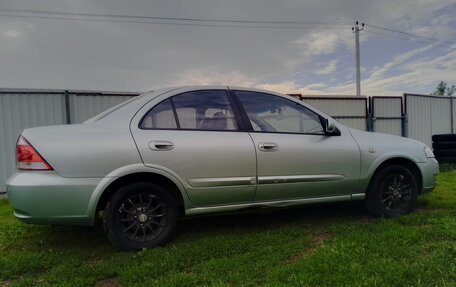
top-left (131, 89), bottom-right (257, 207)
top-left (233, 90), bottom-right (361, 201)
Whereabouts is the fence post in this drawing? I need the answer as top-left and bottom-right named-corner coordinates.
top-left (402, 113), bottom-right (408, 137)
top-left (451, 96), bottom-right (454, 134)
top-left (402, 93), bottom-right (407, 137)
top-left (64, 90), bottom-right (71, 124)
top-left (366, 113), bottom-right (373, 132)
top-left (367, 97), bottom-right (374, 132)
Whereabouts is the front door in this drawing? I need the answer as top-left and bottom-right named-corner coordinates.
top-left (233, 90), bottom-right (361, 201)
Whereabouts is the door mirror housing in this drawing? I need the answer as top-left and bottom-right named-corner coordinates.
top-left (324, 118), bottom-right (339, 135)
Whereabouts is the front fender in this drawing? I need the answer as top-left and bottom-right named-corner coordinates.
top-left (358, 152), bottom-right (423, 193)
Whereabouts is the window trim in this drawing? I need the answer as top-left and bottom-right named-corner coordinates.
top-left (231, 90), bottom-right (328, 136)
top-left (138, 89), bottom-right (246, 132)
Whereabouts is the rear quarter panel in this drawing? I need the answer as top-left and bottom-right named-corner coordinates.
top-left (22, 124), bottom-right (143, 178)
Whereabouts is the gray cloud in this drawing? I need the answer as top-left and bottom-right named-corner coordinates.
top-left (0, 0), bottom-right (454, 95)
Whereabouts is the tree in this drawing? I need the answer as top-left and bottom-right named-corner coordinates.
top-left (431, 81), bottom-right (455, 96)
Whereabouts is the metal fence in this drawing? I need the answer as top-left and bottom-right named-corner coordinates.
top-left (301, 96), bottom-right (368, 131)
top-left (371, 96), bottom-right (405, 137)
top-left (1, 89), bottom-right (455, 192)
top-left (405, 94), bottom-right (455, 147)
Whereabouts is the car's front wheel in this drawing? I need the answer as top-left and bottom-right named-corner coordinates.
top-left (103, 182), bottom-right (179, 250)
top-left (365, 164), bottom-right (419, 218)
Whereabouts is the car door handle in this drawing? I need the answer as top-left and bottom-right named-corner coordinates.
top-left (149, 141), bottom-right (174, 151)
top-left (258, 142), bottom-right (279, 152)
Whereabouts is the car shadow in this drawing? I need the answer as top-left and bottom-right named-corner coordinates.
top-left (180, 201), bottom-right (367, 232)
top-left (19, 201), bottom-right (368, 252)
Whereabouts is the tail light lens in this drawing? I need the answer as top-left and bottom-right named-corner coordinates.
top-left (16, 136), bottom-right (53, 171)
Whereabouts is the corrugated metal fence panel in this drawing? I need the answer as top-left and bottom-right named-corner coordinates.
top-left (0, 92), bottom-right (66, 191)
top-left (430, 97), bottom-right (452, 135)
top-left (69, 94), bottom-right (136, 123)
top-left (302, 97), bottom-right (367, 130)
top-left (372, 97), bottom-right (402, 117)
top-left (336, 118), bottom-right (366, 131)
top-left (406, 94), bottom-right (455, 147)
top-left (372, 97), bottom-right (403, 136)
top-left (406, 95), bottom-right (432, 146)
top-left (302, 98), bottom-right (366, 116)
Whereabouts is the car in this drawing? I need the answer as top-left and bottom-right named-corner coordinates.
top-left (6, 86), bottom-right (439, 250)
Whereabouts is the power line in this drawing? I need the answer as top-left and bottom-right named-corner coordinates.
top-left (1, 7), bottom-right (454, 48)
top-left (0, 13), bottom-right (349, 29)
top-left (365, 23), bottom-right (456, 47)
top-left (367, 29), bottom-right (452, 49)
top-left (0, 8), bottom-right (352, 26)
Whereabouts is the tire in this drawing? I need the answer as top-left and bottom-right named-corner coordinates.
top-left (432, 134), bottom-right (456, 142)
top-left (103, 182), bottom-right (179, 251)
top-left (434, 149), bottom-right (456, 157)
top-left (432, 142), bottom-right (456, 150)
top-left (365, 165), bottom-right (418, 218)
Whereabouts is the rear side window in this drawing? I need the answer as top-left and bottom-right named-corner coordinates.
top-left (140, 90), bottom-right (239, 131)
top-left (141, 99), bottom-right (177, 129)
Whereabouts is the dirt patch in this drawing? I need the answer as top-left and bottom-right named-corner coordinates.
top-left (95, 277), bottom-right (119, 287)
top-left (0, 280), bottom-right (12, 287)
top-left (312, 232), bottom-right (331, 246)
top-left (284, 233), bottom-right (331, 264)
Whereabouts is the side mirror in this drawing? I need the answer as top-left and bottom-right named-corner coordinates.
top-left (324, 118), bottom-right (338, 135)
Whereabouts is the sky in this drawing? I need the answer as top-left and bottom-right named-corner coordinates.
top-left (0, 0), bottom-right (455, 96)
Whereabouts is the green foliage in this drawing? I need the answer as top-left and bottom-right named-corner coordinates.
top-left (432, 81), bottom-right (456, 96)
top-left (0, 172), bottom-right (455, 286)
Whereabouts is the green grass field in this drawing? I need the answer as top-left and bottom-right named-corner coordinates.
top-left (1, 171), bottom-right (455, 287)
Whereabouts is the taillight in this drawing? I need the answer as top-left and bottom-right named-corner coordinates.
top-left (16, 136), bottom-right (53, 171)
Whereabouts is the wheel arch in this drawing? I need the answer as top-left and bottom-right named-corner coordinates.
top-left (87, 164), bottom-right (192, 222)
top-left (366, 157), bottom-right (423, 194)
top-left (96, 173), bottom-right (186, 216)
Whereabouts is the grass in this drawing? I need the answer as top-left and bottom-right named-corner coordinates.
top-left (0, 172), bottom-right (455, 287)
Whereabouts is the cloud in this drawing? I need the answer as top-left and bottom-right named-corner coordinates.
top-left (367, 44), bottom-right (434, 80)
top-left (314, 59), bottom-right (338, 75)
top-left (0, 0), bottom-right (454, 96)
top-left (317, 44), bottom-right (456, 96)
top-left (171, 69), bottom-right (256, 86)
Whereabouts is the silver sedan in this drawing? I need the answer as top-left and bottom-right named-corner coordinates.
top-left (6, 86), bottom-right (439, 250)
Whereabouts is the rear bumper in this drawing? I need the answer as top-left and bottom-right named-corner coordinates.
top-left (418, 158), bottom-right (439, 193)
top-left (6, 171), bottom-right (101, 226)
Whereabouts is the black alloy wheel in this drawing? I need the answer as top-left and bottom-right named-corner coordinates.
top-left (365, 165), bottom-right (418, 218)
top-left (104, 182), bottom-right (179, 250)
top-left (118, 193), bottom-right (167, 243)
top-left (379, 173), bottom-right (413, 213)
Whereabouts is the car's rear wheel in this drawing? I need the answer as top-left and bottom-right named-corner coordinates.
top-left (103, 182), bottom-right (179, 250)
top-left (365, 165), bottom-right (418, 218)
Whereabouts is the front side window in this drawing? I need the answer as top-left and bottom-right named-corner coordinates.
top-left (140, 90), bottom-right (238, 131)
top-left (236, 91), bottom-right (324, 134)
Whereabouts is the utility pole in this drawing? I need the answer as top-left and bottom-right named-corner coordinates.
top-left (352, 21), bottom-right (364, 96)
